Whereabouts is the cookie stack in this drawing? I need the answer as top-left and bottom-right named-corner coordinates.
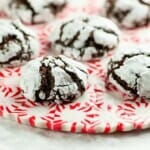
top-left (0, 0), bottom-right (149, 104)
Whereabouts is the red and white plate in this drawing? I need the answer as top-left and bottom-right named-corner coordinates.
top-left (0, 0), bottom-right (150, 133)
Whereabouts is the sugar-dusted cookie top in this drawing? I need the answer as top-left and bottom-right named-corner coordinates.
top-left (50, 14), bottom-right (120, 61)
top-left (0, 19), bottom-right (39, 66)
top-left (108, 46), bottom-right (150, 99)
top-left (20, 55), bottom-right (88, 104)
top-left (105, 0), bottom-right (150, 28)
top-left (2, 0), bottom-right (66, 24)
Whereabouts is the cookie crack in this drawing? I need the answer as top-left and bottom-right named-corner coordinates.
top-left (57, 56), bottom-right (86, 94)
top-left (106, 0), bottom-right (150, 27)
top-left (10, 0), bottom-right (37, 23)
top-left (108, 52), bottom-right (147, 70)
top-left (106, 0), bottom-right (116, 17)
top-left (0, 34), bottom-right (28, 65)
top-left (0, 35), bottom-right (18, 51)
top-left (35, 56), bottom-right (86, 102)
top-left (56, 20), bottom-right (119, 58)
top-left (43, 2), bottom-right (66, 15)
top-left (93, 26), bottom-right (119, 39)
top-left (12, 23), bottom-right (33, 59)
top-left (35, 61), bottom-right (55, 102)
top-left (133, 73), bottom-right (140, 94)
top-left (84, 31), bottom-right (111, 58)
top-left (56, 19), bottom-right (118, 58)
top-left (105, 0), bottom-right (132, 23)
top-left (108, 52), bottom-right (150, 95)
top-left (138, 0), bottom-right (150, 6)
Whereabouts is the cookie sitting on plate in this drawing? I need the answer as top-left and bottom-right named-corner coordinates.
top-left (0, 19), bottom-right (39, 67)
top-left (107, 46), bottom-right (150, 99)
top-left (50, 14), bottom-right (120, 61)
top-left (105, 0), bottom-right (150, 28)
top-left (1, 0), bottom-right (67, 24)
top-left (20, 55), bottom-right (88, 104)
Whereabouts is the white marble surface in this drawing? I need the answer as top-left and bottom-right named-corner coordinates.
top-left (0, 118), bottom-right (149, 150)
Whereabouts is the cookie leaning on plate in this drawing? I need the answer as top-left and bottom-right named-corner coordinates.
top-left (0, 19), bottom-right (39, 67)
top-left (2, 0), bottom-right (67, 24)
top-left (50, 14), bottom-right (120, 61)
top-left (107, 46), bottom-right (150, 99)
top-left (105, 0), bottom-right (150, 28)
top-left (20, 55), bottom-right (88, 104)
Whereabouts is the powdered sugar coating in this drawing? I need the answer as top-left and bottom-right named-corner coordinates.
top-left (20, 55), bottom-right (88, 104)
top-left (2, 0), bottom-right (66, 24)
top-left (105, 0), bottom-right (150, 28)
top-left (108, 46), bottom-right (150, 99)
top-left (20, 58), bottom-right (42, 101)
top-left (0, 19), bottom-right (39, 66)
top-left (50, 14), bottom-right (120, 61)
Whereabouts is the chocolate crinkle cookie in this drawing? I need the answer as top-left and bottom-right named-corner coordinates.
top-left (105, 0), bottom-right (150, 28)
top-left (50, 15), bottom-right (120, 61)
top-left (2, 0), bottom-right (66, 24)
top-left (20, 55), bottom-right (88, 104)
top-left (0, 19), bottom-right (39, 66)
top-left (107, 46), bottom-right (150, 99)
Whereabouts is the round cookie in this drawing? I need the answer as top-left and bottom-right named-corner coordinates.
top-left (107, 46), bottom-right (150, 99)
top-left (0, 19), bottom-right (39, 66)
top-left (50, 15), bottom-right (120, 61)
top-left (20, 55), bottom-right (88, 104)
top-left (2, 0), bottom-right (66, 24)
top-left (105, 0), bottom-right (150, 28)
